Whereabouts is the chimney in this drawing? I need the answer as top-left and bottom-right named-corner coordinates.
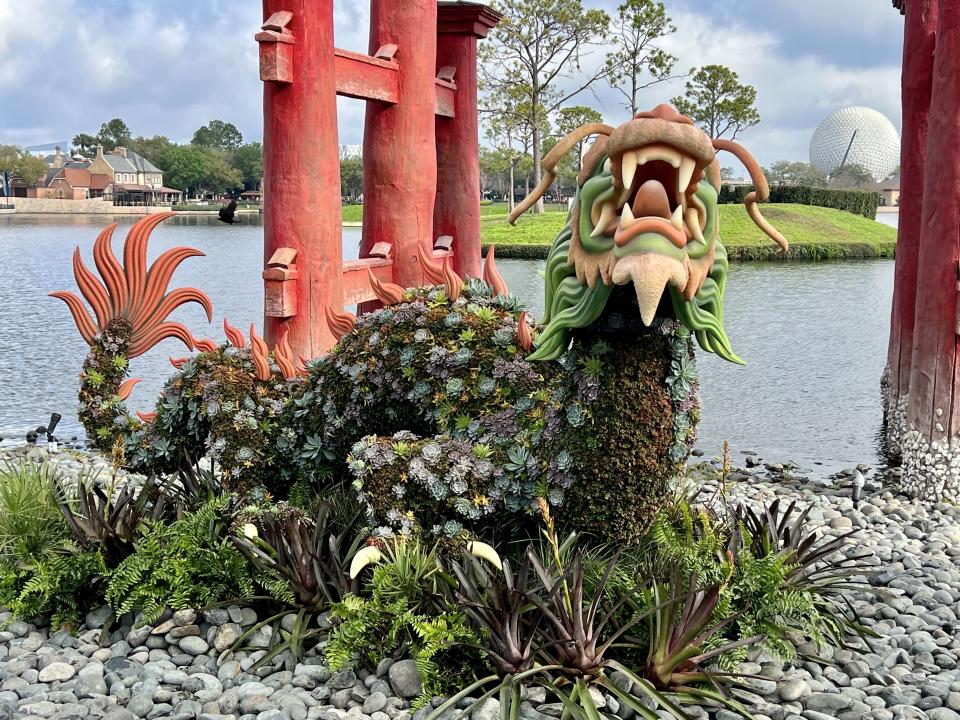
top-left (95, 144), bottom-right (104, 159)
top-left (115, 146), bottom-right (127, 158)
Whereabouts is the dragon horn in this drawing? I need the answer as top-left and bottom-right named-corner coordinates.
top-left (516, 311), bottom-right (532, 352)
top-left (349, 546), bottom-right (383, 579)
top-left (325, 305), bottom-right (357, 340)
top-left (712, 138), bottom-right (788, 252)
top-left (483, 245), bottom-right (510, 297)
top-left (467, 541), bottom-right (503, 571)
top-left (367, 268), bottom-right (405, 306)
top-left (418, 245), bottom-right (446, 285)
top-left (509, 122), bottom-right (614, 224)
top-left (249, 324), bottom-right (272, 381)
top-left (442, 257), bottom-right (463, 302)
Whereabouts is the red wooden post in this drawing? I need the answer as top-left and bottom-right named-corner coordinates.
top-left (360, 0), bottom-right (439, 291)
top-left (259, 0), bottom-right (343, 358)
top-left (884, 0), bottom-right (937, 455)
top-left (901, 0), bottom-right (960, 500)
top-left (435, 2), bottom-right (501, 279)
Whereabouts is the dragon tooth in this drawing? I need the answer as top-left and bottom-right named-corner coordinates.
top-left (620, 202), bottom-right (635, 229)
top-left (678, 157), bottom-right (696, 192)
top-left (603, 158), bottom-right (612, 174)
top-left (621, 151), bottom-right (637, 190)
top-left (671, 206), bottom-right (684, 231)
top-left (591, 203), bottom-right (615, 237)
top-left (686, 208), bottom-right (706, 244)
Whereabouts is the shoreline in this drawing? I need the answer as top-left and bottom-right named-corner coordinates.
top-left (483, 241), bottom-right (898, 261)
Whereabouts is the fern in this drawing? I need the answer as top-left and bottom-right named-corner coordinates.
top-left (4, 550), bottom-right (106, 628)
top-left (105, 495), bottom-right (255, 623)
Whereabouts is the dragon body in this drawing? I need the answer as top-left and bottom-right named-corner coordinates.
top-left (54, 105), bottom-right (784, 545)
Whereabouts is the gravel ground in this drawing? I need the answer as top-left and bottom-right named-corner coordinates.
top-left (0, 446), bottom-right (958, 720)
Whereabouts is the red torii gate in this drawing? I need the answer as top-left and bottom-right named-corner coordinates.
top-left (885, 0), bottom-right (960, 501)
top-left (255, 0), bottom-right (500, 358)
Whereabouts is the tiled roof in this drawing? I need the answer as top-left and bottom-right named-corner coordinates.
top-left (103, 154), bottom-right (136, 173)
top-left (89, 174), bottom-right (111, 191)
top-left (126, 151), bottom-right (161, 173)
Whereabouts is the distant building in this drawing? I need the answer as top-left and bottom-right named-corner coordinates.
top-left (87, 145), bottom-right (181, 205)
top-left (340, 144), bottom-right (362, 160)
top-left (8, 144), bottom-right (181, 204)
top-left (875, 174), bottom-right (900, 207)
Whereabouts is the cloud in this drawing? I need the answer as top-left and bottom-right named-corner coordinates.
top-left (0, 0), bottom-right (903, 170)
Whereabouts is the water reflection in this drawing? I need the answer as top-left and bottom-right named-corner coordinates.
top-left (0, 215), bottom-right (891, 472)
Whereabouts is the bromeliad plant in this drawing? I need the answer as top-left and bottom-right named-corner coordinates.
top-left (430, 519), bottom-right (764, 720)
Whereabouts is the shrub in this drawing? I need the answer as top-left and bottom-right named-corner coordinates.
top-left (718, 184), bottom-right (880, 219)
top-left (106, 495), bottom-right (254, 623)
top-left (0, 461), bottom-right (106, 626)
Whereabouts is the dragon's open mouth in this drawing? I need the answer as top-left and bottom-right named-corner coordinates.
top-left (592, 144), bottom-right (707, 249)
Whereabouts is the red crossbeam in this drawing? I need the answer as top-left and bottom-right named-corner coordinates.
top-left (334, 47), bottom-right (456, 116)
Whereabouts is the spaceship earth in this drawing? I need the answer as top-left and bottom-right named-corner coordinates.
top-left (809, 107), bottom-right (900, 181)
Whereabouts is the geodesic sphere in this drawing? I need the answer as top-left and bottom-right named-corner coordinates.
top-left (809, 106), bottom-right (900, 181)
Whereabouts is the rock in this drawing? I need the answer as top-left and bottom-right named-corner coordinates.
top-left (779, 679), bottom-right (810, 702)
top-left (172, 609), bottom-right (197, 626)
top-left (363, 692), bottom-right (388, 714)
top-left (214, 623), bottom-right (243, 652)
top-left (127, 695), bottom-right (154, 718)
top-left (178, 636), bottom-right (210, 656)
top-left (330, 669), bottom-right (358, 690)
top-left (929, 711), bottom-right (960, 720)
top-left (388, 660), bottom-right (422, 699)
top-left (473, 699), bottom-right (500, 720)
top-left (85, 606), bottom-right (114, 630)
top-left (38, 662), bottom-right (76, 682)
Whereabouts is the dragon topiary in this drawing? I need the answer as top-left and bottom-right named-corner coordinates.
top-left (53, 105), bottom-right (784, 545)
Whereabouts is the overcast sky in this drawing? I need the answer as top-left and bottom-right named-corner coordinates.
top-left (0, 0), bottom-right (903, 169)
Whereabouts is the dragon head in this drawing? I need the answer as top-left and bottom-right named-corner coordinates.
top-left (514, 104), bottom-right (787, 364)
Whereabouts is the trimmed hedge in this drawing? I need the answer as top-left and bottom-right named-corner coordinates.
top-left (718, 185), bottom-right (880, 220)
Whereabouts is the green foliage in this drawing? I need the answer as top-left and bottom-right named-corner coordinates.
top-left (106, 496), bottom-right (254, 623)
top-left (233, 142), bottom-right (264, 191)
top-left (97, 118), bottom-right (132, 150)
top-left (764, 160), bottom-right (828, 188)
top-left (0, 550), bottom-right (106, 628)
top-left (329, 537), bottom-right (481, 702)
top-left (672, 64), bottom-right (759, 140)
top-left (0, 460), bottom-right (104, 627)
top-left (604, 0), bottom-right (677, 115)
top-left (719, 184), bottom-right (880, 220)
top-left (191, 119), bottom-right (243, 151)
top-left (0, 461), bottom-right (71, 561)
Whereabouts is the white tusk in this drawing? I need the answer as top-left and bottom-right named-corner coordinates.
top-left (678, 157), bottom-right (695, 194)
top-left (602, 158), bottom-right (612, 174)
top-left (467, 541), bottom-right (503, 570)
top-left (686, 209), bottom-right (705, 244)
top-left (686, 208), bottom-right (705, 245)
top-left (621, 151), bottom-right (637, 190)
top-left (620, 202), bottom-right (635, 229)
top-left (671, 206), bottom-right (684, 231)
top-left (591, 203), bottom-right (615, 237)
top-left (349, 546), bottom-right (383, 579)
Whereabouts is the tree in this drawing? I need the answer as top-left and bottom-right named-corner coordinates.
top-left (16, 153), bottom-right (50, 187)
top-left (556, 105), bottom-right (604, 174)
top-left (71, 133), bottom-right (98, 158)
top-left (764, 160), bottom-right (827, 187)
top-left (192, 120), bottom-right (243, 151)
top-left (0, 145), bottom-right (20, 197)
top-left (604, 0), bottom-right (678, 116)
top-left (481, 0), bottom-right (610, 213)
top-left (829, 162), bottom-right (874, 189)
top-left (720, 166), bottom-right (735, 181)
top-left (199, 149), bottom-right (243, 194)
top-left (672, 64), bottom-right (759, 140)
top-left (97, 118), bottom-right (132, 150)
top-left (127, 135), bottom-right (174, 163)
top-left (233, 142), bottom-right (264, 190)
top-left (340, 156), bottom-right (363, 200)
top-left (152, 145), bottom-right (209, 198)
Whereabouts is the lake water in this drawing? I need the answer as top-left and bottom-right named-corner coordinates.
top-left (0, 214), bottom-right (894, 472)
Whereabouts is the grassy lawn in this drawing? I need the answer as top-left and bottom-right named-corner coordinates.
top-left (342, 202), bottom-right (568, 223)
top-left (480, 204), bottom-right (897, 261)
